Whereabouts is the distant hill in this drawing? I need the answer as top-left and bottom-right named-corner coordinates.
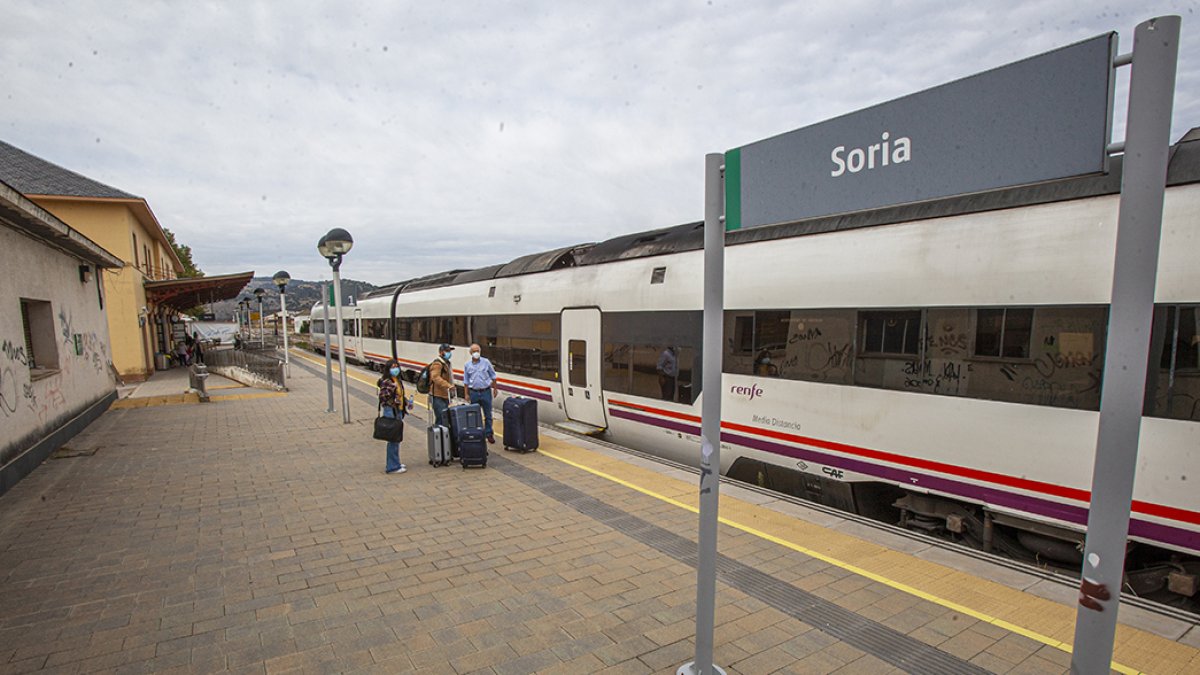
top-left (204, 277), bottom-right (377, 320)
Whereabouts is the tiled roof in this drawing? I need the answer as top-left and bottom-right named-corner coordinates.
top-left (0, 139), bottom-right (138, 199)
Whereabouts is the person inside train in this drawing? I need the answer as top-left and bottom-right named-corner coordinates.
top-left (656, 346), bottom-right (677, 401)
top-left (463, 343), bottom-right (499, 444)
top-left (377, 358), bottom-right (409, 474)
top-left (428, 343), bottom-right (456, 427)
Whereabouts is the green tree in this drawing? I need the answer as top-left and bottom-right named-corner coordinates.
top-left (163, 228), bottom-right (204, 279)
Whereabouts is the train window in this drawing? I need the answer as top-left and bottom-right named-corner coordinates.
top-left (1163, 306), bottom-right (1199, 370)
top-left (975, 308), bottom-right (1033, 359)
top-left (362, 319), bottom-right (388, 340)
top-left (860, 310), bottom-right (922, 356)
top-left (603, 343), bottom-right (632, 393)
top-left (603, 311), bottom-right (702, 403)
top-left (731, 315), bottom-right (754, 354)
top-left (472, 314), bottom-right (561, 381)
top-left (1146, 304), bottom-right (1200, 421)
top-left (393, 319), bottom-right (411, 341)
top-left (568, 340), bottom-right (587, 387)
top-left (342, 320), bottom-right (356, 336)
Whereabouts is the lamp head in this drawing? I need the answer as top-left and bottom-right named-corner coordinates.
top-left (322, 228), bottom-right (353, 255)
top-left (254, 288), bottom-right (265, 300)
top-left (272, 270), bottom-right (290, 288)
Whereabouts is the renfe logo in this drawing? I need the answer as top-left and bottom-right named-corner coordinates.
top-left (730, 383), bottom-right (764, 401)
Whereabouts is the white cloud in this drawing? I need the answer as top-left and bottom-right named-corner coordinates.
top-left (2, 0), bottom-right (1197, 285)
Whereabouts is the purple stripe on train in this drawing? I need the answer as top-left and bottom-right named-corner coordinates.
top-left (497, 383), bottom-right (553, 402)
top-left (607, 407), bottom-right (1200, 553)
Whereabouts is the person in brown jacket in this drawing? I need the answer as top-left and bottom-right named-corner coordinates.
top-left (428, 343), bottom-right (455, 427)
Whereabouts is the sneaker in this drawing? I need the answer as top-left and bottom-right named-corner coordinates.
top-left (386, 465), bottom-right (407, 474)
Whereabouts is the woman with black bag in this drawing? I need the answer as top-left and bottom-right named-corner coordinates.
top-left (376, 359), bottom-right (410, 474)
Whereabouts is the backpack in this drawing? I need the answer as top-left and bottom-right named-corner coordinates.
top-left (415, 361), bottom-right (434, 394)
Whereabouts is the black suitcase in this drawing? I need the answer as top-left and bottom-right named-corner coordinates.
top-left (447, 403), bottom-right (484, 457)
top-left (458, 428), bottom-right (488, 468)
top-left (502, 397), bottom-right (538, 452)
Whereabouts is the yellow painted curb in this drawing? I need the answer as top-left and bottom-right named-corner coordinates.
top-left (535, 440), bottom-right (1200, 675)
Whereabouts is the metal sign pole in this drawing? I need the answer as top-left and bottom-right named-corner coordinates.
top-left (679, 153), bottom-right (727, 675)
top-left (1070, 15), bottom-right (1178, 675)
top-left (332, 266), bottom-right (352, 424)
top-left (280, 291), bottom-right (290, 380)
top-left (323, 281), bottom-right (335, 414)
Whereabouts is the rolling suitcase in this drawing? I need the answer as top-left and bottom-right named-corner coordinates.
top-left (427, 425), bottom-right (451, 466)
top-left (447, 403), bottom-right (484, 458)
top-left (502, 397), bottom-right (539, 452)
top-left (458, 428), bottom-right (488, 469)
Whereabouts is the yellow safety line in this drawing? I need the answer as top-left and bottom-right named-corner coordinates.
top-left (537, 446), bottom-right (1142, 675)
top-left (289, 349), bottom-right (431, 410)
top-left (210, 391), bottom-right (286, 402)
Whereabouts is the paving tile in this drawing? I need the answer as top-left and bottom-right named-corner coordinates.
top-left (0, 359), bottom-right (1189, 675)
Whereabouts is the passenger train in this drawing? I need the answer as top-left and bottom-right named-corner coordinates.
top-left (312, 129), bottom-right (1200, 607)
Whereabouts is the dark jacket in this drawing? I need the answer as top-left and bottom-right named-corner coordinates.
top-left (377, 375), bottom-right (406, 409)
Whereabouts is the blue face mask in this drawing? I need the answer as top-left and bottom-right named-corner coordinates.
top-left (389, 367), bottom-right (400, 377)
top-left (443, 352), bottom-right (451, 361)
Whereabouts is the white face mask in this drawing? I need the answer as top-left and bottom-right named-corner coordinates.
top-left (471, 351), bottom-right (481, 360)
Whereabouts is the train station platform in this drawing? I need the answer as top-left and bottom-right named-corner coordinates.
top-left (0, 350), bottom-right (1196, 674)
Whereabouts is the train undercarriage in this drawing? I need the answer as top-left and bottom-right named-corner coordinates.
top-left (728, 457), bottom-right (1200, 614)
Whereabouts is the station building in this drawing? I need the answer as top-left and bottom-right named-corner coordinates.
top-left (0, 140), bottom-right (250, 382)
top-left (0, 178), bottom-right (123, 494)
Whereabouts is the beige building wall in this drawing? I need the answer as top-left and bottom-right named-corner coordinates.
top-left (1, 225), bottom-right (116, 476)
top-left (30, 198), bottom-right (177, 381)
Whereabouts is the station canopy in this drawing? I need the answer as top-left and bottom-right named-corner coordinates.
top-left (144, 271), bottom-right (254, 313)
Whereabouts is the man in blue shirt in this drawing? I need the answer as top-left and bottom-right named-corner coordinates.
top-left (463, 342), bottom-right (498, 443)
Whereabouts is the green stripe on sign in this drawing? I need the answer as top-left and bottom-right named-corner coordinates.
top-left (724, 148), bottom-right (741, 231)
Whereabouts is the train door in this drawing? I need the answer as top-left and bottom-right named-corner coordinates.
top-left (560, 308), bottom-right (607, 430)
top-left (353, 309), bottom-right (364, 361)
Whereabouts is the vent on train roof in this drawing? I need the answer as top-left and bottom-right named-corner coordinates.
top-left (495, 244), bottom-right (594, 278)
top-left (576, 221), bottom-right (704, 266)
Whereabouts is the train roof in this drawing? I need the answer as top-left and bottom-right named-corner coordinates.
top-left (359, 126), bottom-right (1200, 302)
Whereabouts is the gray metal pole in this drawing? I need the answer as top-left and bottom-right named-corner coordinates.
top-left (258, 299), bottom-right (265, 347)
top-left (1071, 15), bottom-right (1178, 675)
top-left (679, 153), bottom-right (727, 675)
top-left (332, 268), bottom-right (352, 424)
top-left (280, 290), bottom-right (290, 379)
top-left (323, 282), bottom-right (335, 414)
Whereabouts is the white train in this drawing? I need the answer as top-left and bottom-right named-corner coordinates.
top-left (312, 129), bottom-right (1200, 605)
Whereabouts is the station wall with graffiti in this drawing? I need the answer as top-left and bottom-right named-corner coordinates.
top-left (1, 225), bottom-right (116, 469)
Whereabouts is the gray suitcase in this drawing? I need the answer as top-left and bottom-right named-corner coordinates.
top-left (427, 425), bottom-right (450, 466)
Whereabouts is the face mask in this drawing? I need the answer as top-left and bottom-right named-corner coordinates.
top-left (471, 351), bottom-right (480, 360)
top-left (389, 367), bottom-right (400, 377)
top-left (761, 357), bottom-right (771, 364)
top-left (443, 352), bottom-right (451, 361)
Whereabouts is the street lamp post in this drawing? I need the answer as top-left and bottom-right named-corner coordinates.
top-left (273, 271), bottom-right (291, 378)
top-left (319, 228), bottom-right (354, 424)
top-left (242, 297), bottom-right (252, 341)
top-left (239, 299), bottom-right (250, 345)
top-left (254, 288), bottom-right (266, 347)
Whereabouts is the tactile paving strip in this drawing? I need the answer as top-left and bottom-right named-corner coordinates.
top-left (493, 455), bottom-right (989, 675)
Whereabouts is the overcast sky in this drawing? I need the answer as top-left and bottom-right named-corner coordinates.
top-left (3, 1), bottom-right (1198, 286)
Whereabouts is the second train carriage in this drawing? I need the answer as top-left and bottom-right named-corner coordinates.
top-left (310, 128), bottom-right (1200, 604)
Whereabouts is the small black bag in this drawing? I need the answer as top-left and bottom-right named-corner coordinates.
top-left (373, 405), bottom-right (404, 442)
